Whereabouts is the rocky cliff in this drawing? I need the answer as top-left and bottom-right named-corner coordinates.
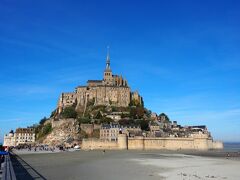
top-left (42, 119), bottom-right (83, 147)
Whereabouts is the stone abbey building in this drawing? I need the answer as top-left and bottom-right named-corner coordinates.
top-left (57, 51), bottom-right (142, 114)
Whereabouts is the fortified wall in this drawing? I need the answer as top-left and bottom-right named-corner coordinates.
top-left (82, 134), bottom-right (223, 150)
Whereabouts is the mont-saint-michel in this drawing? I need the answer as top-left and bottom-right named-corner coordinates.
top-left (2, 1), bottom-right (240, 179)
top-left (57, 50), bottom-right (140, 114)
top-left (4, 51), bottom-right (223, 151)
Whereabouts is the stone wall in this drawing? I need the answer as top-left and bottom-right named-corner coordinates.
top-left (58, 84), bottom-right (131, 111)
top-left (51, 118), bottom-right (75, 128)
top-left (75, 86), bottom-right (131, 107)
top-left (128, 137), bottom-right (195, 150)
top-left (193, 137), bottom-right (209, 150)
top-left (81, 135), bottom-right (223, 150)
top-left (82, 138), bottom-right (118, 150)
top-left (128, 136), bottom-right (144, 150)
top-left (212, 141), bottom-right (224, 149)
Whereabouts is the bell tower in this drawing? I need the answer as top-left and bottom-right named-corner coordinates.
top-left (103, 47), bottom-right (113, 85)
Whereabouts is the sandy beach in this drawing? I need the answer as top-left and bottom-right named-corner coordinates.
top-left (11, 150), bottom-right (240, 180)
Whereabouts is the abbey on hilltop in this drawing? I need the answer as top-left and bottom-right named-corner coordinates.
top-left (57, 49), bottom-right (143, 114)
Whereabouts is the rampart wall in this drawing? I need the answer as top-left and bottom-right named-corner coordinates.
top-left (82, 138), bottom-right (118, 150)
top-left (81, 134), bottom-right (223, 150)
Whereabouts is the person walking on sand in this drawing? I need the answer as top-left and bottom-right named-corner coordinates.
top-left (102, 149), bottom-right (105, 155)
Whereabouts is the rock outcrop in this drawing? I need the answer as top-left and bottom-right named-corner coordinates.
top-left (42, 119), bottom-right (82, 147)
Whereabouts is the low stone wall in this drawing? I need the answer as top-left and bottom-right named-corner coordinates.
top-left (128, 136), bottom-right (144, 150)
top-left (82, 138), bottom-right (118, 150)
top-left (128, 137), bottom-right (209, 150)
top-left (81, 135), bottom-right (223, 150)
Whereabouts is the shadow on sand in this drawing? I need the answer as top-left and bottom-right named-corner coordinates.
top-left (10, 153), bottom-right (47, 180)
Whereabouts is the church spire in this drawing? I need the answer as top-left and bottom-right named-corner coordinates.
top-left (106, 46), bottom-right (111, 70)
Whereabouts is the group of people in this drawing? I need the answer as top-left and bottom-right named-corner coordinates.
top-left (14, 144), bottom-right (57, 152)
top-left (5, 143), bottom-right (82, 154)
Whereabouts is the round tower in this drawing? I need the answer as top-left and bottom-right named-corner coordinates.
top-left (118, 134), bottom-right (128, 150)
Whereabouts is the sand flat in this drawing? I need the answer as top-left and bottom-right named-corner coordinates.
top-left (131, 152), bottom-right (240, 180)
top-left (13, 150), bottom-right (240, 180)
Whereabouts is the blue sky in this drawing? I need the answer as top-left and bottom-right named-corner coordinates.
top-left (0, 0), bottom-right (240, 143)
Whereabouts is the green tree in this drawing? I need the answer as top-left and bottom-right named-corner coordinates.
top-left (100, 117), bottom-right (114, 124)
top-left (42, 123), bottom-right (52, 135)
top-left (61, 106), bottom-right (78, 118)
top-left (130, 107), bottom-right (137, 119)
top-left (159, 113), bottom-right (170, 122)
top-left (50, 109), bottom-right (56, 118)
top-left (78, 117), bottom-right (91, 124)
top-left (136, 120), bottom-right (149, 131)
top-left (141, 98), bottom-right (144, 108)
top-left (119, 119), bottom-right (135, 126)
top-left (119, 119), bottom-right (129, 126)
top-left (39, 117), bottom-right (47, 125)
top-left (36, 123), bottom-right (52, 139)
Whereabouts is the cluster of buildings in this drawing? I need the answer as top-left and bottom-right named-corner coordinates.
top-left (2, 50), bottom-right (223, 151)
top-left (98, 120), bottom-right (211, 143)
top-left (149, 113), bottom-right (211, 138)
top-left (82, 114), bottom-right (223, 151)
top-left (100, 123), bottom-right (142, 141)
top-left (3, 128), bottom-right (35, 147)
top-left (82, 113), bottom-right (223, 151)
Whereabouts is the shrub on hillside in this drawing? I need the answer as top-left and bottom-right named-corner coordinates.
top-left (61, 106), bottom-right (78, 119)
top-left (36, 123), bottom-right (53, 139)
top-left (136, 119), bottom-right (150, 131)
top-left (78, 117), bottom-right (91, 124)
top-left (39, 117), bottom-right (47, 125)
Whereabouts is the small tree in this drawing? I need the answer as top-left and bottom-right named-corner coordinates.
top-left (42, 123), bottom-right (52, 135)
top-left (159, 113), bottom-right (170, 122)
top-left (39, 117), bottom-right (47, 125)
top-left (100, 117), bottom-right (114, 124)
top-left (50, 109), bottom-right (56, 118)
top-left (61, 106), bottom-right (78, 118)
top-left (36, 123), bottom-right (52, 139)
top-left (136, 119), bottom-right (149, 131)
top-left (141, 98), bottom-right (144, 108)
top-left (78, 117), bottom-right (91, 124)
top-left (130, 107), bottom-right (137, 119)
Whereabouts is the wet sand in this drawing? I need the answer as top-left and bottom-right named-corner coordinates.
top-left (12, 150), bottom-right (240, 180)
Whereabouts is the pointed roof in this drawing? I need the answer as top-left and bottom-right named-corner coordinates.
top-left (105, 46), bottom-right (111, 71)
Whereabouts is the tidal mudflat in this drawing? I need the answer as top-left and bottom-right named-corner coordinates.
top-left (12, 150), bottom-right (240, 180)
